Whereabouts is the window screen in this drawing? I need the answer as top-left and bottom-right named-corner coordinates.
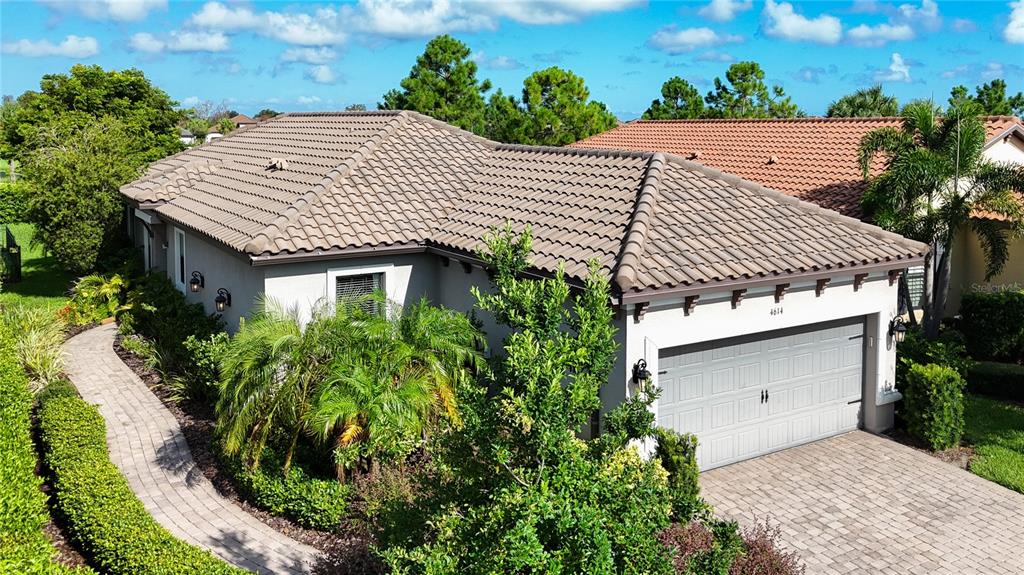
top-left (336, 272), bottom-right (383, 315)
top-left (905, 265), bottom-right (925, 308)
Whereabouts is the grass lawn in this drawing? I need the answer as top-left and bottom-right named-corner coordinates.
top-left (0, 223), bottom-right (73, 311)
top-left (964, 394), bottom-right (1024, 494)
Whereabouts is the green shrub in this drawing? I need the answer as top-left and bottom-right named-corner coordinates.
top-left (0, 305), bottom-right (67, 390)
top-left (658, 519), bottom-right (743, 575)
top-left (37, 393), bottom-right (246, 575)
top-left (0, 322), bottom-right (91, 575)
top-left (896, 328), bottom-right (972, 392)
top-left (0, 181), bottom-right (29, 224)
top-left (37, 378), bottom-right (80, 405)
top-left (959, 289), bottom-right (1024, 363)
top-left (654, 427), bottom-right (707, 522)
top-left (222, 448), bottom-right (349, 531)
top-left (173, 332), bottom-right (230, 401)
top-left (903, 363), bottom-right (966, 450)
top-left (967, 361), bottom-right (1024, 403)
top-left (118, 273), bottom-right (223, 373)
top-left (68, 273), bottom-right (127, 325)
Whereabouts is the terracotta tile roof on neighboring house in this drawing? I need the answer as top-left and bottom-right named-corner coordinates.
top-left (121, 111), bottom-right (926, 295)
top-left (571, 116), bottom-right (1024, 220)
top-left (231, 114), bottom-right (258, 125)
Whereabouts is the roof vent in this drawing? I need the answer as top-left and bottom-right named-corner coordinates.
top-left (767, 155), bottom-right (779, 165)
top-left (267, 157), bottom-right (289, 171)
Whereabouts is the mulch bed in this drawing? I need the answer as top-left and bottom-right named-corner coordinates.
top-left (883, 427), bottom-right (976, 472)
top-left (111, 333), bottom-right (383, 574)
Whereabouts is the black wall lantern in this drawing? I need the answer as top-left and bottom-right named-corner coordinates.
top-left (189, 271), bottom-right (204, 293)
top-left (889, 316), bottom-right (907, 344)
top-left (215, 288), bottom-right (231, 312)
top-left (632, 358), bottom-right (652, 387)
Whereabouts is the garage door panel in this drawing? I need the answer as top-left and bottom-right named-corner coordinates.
top-left (658, 316), bottom-right (865, 470)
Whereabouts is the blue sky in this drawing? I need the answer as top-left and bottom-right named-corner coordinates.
top-left (2, 0), bottom-right (1022, 119)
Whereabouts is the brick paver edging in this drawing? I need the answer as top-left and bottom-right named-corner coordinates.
top-left (63, 324), bottom-right (321, 575)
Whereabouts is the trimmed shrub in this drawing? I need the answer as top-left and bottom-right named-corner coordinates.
top-left (729, 520), bottom-right (805, 575)
top-left (967, 361), bottom-right (1024, 403)
top-left (37, 393), bottom-right (246, 575)
top-left (903, 363), bottom-right (966, 450)
top-left (959, 289), bottom-right (1024, 363)
top-left (222, 448), bottom-right (349, 531)
top-left (173, 332), bottom-right (230, 401)
top-left (896, 328), bottom-right (972, 392)
top-left (0, 322), bottom-right (90, 575)
top-left (654, 427), bottom-right (707, 522)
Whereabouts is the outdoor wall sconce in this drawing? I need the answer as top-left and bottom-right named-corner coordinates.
top-left (189, 271), bottom-right (204, 293)
top-left (889, 316), bottom-right (907, 344)
top-left (215, 288), bottom-right (231, 312)
top-left (632, 358), bottom-right (652, 387)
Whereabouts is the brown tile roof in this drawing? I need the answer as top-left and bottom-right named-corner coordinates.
top-left (231, 114), bottom-right (258, 125)
top-left (122, 111), bottom-right (926, 296)
top-left (571, 116), bottom-right (1024, 220)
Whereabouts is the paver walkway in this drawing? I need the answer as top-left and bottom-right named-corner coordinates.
top-left (702, 431), bottom-right (1024, 575)
top-left (64, 324), bottom-right (321, 574)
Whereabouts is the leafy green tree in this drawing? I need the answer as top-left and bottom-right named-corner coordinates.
top-left (704, 61), bottom-right (800, 118)
top-left (379, 35), bottom-right (492, 135)
top-left (1, 64), bottom-right (182, 164)
top-left (380, 226), bottom-right (675, 573)
top-left (859, 100), bottom-right (1024, 338)
top-left (19, 119), bottom-right (140, 272)
top-left (643, 76), bottom-right (705, 120)
top-left (255, 108), bottom-right (279, 120)
top-left (344, 103), bottom-right (367, 112)
top-left (184, 118), bottom-right (209, 139)
top-left (827, 85), bottom-right (899, 117)
top-left (949, 80), bottom-right (1024, 116)
top-left (486, 67), bottom-right (618, 146)
top-left (310, 298), bottom-right (483, 481)
top-left (216, 117), bottom-right (234, 135)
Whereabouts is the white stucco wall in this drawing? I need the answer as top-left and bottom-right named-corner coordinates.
top-left (984, 133), bottom-right (1024, 164)
top-left (621, 272), bottom-right (902, 434)
top-left (262, 252), bottom-right (439, 324)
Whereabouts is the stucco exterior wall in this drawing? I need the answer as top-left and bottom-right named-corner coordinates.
top-left (621, 272), bottom-right (902, 434)
top-left (170, 227), bottom-right (265, 332)
top-left (433, 259), bottom-right (514, 355)
top-left (262, 252), bottom-right (439, 325)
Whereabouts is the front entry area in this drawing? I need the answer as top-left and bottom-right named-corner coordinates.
top-left (657, 317), bottom-right (865, 470)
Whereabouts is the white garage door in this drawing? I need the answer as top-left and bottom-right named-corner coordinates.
top-left (657, 317), bottom-right (864, 470)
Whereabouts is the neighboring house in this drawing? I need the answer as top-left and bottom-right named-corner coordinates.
top-left (204, 127), bottom-right (223, 144)
top-left (178, 128), bottom-right (195, 146)
top-left (231, 114), bottom-right (258, 129)
top-left (574, 116), bottom-right (1024, 313)
top-left (120, 111), bottom-right (925, 470)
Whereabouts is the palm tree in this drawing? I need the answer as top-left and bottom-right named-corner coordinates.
top-left (216, 297), bottom-right (357, 474)
top-left (310, 297), bottom-right (483, 481)
top-left (828, 85), bottom-right (899, 118)
top-left (858, 100), bottom-right (1024, 338)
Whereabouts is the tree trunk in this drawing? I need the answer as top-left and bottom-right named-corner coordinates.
top-left (928, 244), bottom-right (952, 339)
top-left (282, 424), bottom-right (301, 477)
top-left (921, 246), bottom-right (938, 339)
top-left (898, 273), bottom-right (918, 328)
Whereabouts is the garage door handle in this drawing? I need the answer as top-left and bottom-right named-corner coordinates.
top-left (657, 370), bottom-right (667, 375)
top-left (765, 389), bottom-right (769, 402)
top-left (761, 390), bottom-right (766, 404)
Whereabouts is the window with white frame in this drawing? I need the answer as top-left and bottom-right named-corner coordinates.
top-left (173, 228), bottom-right (186, 290)
top-left (335, 272), bottom-right (384, 315)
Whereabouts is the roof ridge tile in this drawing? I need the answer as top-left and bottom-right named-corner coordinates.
top-left (613, 152), bottom-right (665, 291)
top-left (243, 112), bottom-right (411, 254)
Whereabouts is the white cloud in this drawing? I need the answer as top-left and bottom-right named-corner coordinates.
top-left (698, 0), bottom-right (752, 23)
top-left (896, 0), bottom-right (941, 32)
top-left (471, 51), bottom-right (524, 70)
top-left (38, 0), bottom-right (167, 22)
top-left (128, 31), bottom-right (229, 53)
top-left (297, 95), bottom-right (323, 105)
top-left (280, 47), bottom-right (337, 65)
top-left (304, 65), bottom-right (338, 84)
top-left (1007, 1), bottom-right (1024, 43)
top-left (2, 35), bottom-right (99, 58)
top-left (486, 0), bottom-right (642, 25)
top-left (761, 0), bottom-right (841, 44)
top-left (951, 18), bottom-right (977, 33)
top-left (874, 52), bottom-right (912, 83)
top-left (847, 23), bottom-right (914, 46)
top-left (695, 50), bottom-right (735, 62)
top-left (352, 0), bottom-right (494, 37)
top-left (181, 96), bottom-right (201, 107)
top-left (188, 2), bottom-right (348, 45)
top-left (648, 26), bottom-right (743, 54)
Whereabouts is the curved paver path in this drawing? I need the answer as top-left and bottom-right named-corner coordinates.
top-left (702, 431), bottom-right (1024, 575)
top-left (64, 324), bottom-right (321, 575)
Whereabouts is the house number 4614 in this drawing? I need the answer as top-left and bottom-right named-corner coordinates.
top-left (770, 307), bottom-right (784, 316)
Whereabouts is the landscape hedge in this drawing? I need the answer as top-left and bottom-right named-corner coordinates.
top-left (902, 363), bottom-right (966, 451)
top-left (959, 289), bottom-right (1024, 363)
top-left (37, 392), bottom-right (248, 575)
top-left (967, 361), bottom-right (1024, 403)
top-left (0, 322), bottom-right (89, 575)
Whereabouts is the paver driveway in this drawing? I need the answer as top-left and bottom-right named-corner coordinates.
top-left (702, 431), bottom-right (1024, 575)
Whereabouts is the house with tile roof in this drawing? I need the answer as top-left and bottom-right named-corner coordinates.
top-left (573, 116), bottom-right (1024, 314)
top-left (121, 110), bottom-right (927, 470)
